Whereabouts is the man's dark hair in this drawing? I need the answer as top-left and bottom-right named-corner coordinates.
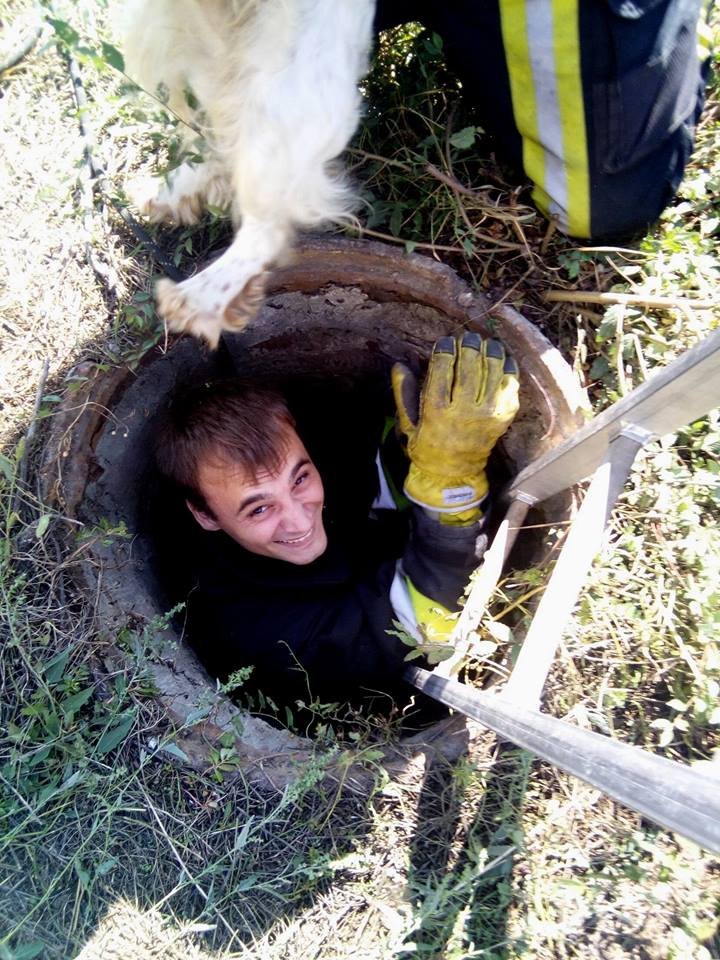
top-left (155, 379), bottom-right (296, 513)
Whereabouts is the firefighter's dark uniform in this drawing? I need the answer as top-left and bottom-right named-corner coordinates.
top-left (375, 0), bottom-right (712, 240)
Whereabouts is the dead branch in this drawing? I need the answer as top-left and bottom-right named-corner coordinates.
top-left (351, 225), bottom-right (524, 254)
top-left (544, 290), bottom-right (717, 311)
top-left (13, 358), bottom-right (50, 515)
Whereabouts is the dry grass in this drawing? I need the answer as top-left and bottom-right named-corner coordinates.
top-left (0, 28), bottom-right (107, 445)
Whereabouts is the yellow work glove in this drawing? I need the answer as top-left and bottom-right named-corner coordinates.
top-left (391, 333), bottom-right (520, 515)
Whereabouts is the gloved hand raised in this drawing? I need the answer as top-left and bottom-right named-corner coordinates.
top-left (392, 333), bottom-right (520, 515)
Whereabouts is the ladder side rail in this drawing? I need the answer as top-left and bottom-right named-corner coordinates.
top-left (504, 429), bottom-right (649, 706)
top-left (507, 328), bottom-right (720, 506)
top-left (405, 666), bottom-right (720, 854)
top-left (435, 498), bottom-right (532, 679)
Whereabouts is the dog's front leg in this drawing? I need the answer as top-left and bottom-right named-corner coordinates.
top-left (154, 0), bottom-right (375, 346)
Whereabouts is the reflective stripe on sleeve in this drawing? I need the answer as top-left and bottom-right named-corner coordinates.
top-left (389, 563), bottom-right (457, 645)
top-left (372, 450), bottom-right (398, 510)
top-left (499, 0), bottom-right (590, 237)
top-left (389, 563), bottom-right (422, 640)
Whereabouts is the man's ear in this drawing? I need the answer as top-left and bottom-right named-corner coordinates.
top-left (186, 498), bottom-right (221, 532)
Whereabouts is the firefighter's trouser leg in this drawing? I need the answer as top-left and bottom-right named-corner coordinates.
top-left (374, 0), bottom-right (711, 240)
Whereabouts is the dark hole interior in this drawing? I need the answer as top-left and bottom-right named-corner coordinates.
top-left (132, 338), bottom-right (513, 737)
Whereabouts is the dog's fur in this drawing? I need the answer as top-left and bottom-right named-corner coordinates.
top-left (122, 0), bottom-right (375, 346)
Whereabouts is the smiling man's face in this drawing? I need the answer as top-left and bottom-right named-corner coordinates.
top-left (186, 428), bottom-right (328, 564)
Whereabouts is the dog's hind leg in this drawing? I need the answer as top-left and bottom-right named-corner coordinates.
top-left (121, 0), bottom-right (235, 225)
top-left (156, 215), bottom-right (286, 347)
top-left (155, 0), bottom-right (375, 346)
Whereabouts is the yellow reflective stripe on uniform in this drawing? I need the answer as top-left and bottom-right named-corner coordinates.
top-left (405, 577), bottom-right (456, 643)
top-left (499, 0), bottom-right (589, 238)
top-left (497, 0), bottom-right (549, 217)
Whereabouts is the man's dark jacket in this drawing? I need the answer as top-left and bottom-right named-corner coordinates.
top-left (186, 498), bottom-right (483, 706)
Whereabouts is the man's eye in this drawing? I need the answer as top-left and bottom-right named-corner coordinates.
top-left (249, 504), bottom-right (269, 518)
top-left (294, 471), bottom-right (310, 486)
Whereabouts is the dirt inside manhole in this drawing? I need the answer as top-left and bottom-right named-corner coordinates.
top-left (41, 237), bottom-right (588, 791)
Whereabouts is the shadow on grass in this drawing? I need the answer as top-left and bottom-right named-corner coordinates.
top-left (0, 739), bottom-right (378, 957)
top-left (400, 744), bottom-right (532, 959)
top-left (54, 737), bottom-right (531, 960)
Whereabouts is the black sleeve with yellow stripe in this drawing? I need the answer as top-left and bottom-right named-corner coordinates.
top-left (404, 508), bottom-right (485, 610)
top-left (376, 415), bottom-right (486, 644)
top-left (389, 506), bottom-right (486, 645)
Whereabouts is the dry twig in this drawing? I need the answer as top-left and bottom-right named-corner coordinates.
top-left (13, 358), bottom-right (50, 516)
top-left (544, 290), bottom-right (717, 311)
top-left (352, 225), bottom-right (524, 254)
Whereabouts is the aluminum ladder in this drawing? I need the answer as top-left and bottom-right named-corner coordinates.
top-left (405, 328), bottom-right (720, 853)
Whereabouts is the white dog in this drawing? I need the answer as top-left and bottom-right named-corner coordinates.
top-left (122, 0), bottom-right (375, 347)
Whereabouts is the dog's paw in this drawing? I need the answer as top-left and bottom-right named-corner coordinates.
top-left (223, 272), bottom-right (268, 331)
top-left (128, 163), bottom-right (232, 226)
top-left (156, 271), bottom-right (268, 349)
top-left (156, 277), bottom-right (224, 347)
top-left (146, 192), bottom-right (204, 226)
top-left (128, 175), bottom-right (203, 226)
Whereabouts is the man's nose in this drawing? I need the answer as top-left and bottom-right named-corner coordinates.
top-left (281, 496), bottom-right (312, 532)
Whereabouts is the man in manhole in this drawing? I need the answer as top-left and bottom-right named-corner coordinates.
top-left (156, 334), bottom-right (519, 710)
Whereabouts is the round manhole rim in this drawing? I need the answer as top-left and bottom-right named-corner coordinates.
top-left (40, 237), bottom-right (588, 791)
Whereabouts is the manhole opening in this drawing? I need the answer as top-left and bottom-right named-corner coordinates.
top-left (43, 238), bottom-right (586, 787)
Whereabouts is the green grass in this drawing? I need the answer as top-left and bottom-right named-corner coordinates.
top-left (1, 5), bottom-right (719, 959)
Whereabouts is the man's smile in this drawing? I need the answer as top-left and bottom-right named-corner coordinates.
top-left (275, 527), bottom-right (314, 545)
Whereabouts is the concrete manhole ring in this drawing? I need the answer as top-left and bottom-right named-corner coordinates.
top-left (41, 236), bottom-right (588, 791)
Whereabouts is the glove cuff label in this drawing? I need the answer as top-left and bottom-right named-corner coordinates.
top-left (441, 484), bottom-right (477, 507)
top-left (404, 486), bottom-right (487, 513)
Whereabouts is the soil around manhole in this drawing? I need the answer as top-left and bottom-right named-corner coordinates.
top-left (40, 237), bottom-right (588, 791)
